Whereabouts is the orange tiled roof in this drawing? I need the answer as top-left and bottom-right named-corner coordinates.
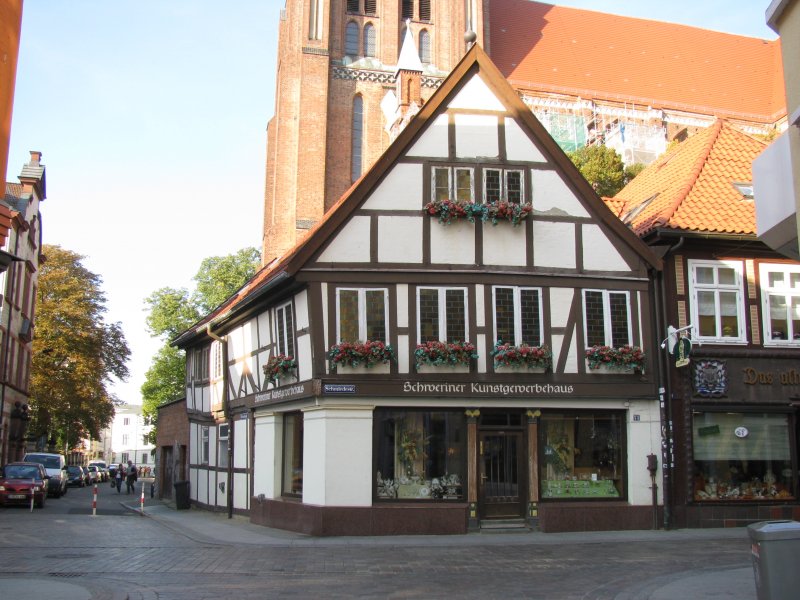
top-left (611, 119), bottom-right (767, 237)
top-left (489, 1), bottom-right (786, 123)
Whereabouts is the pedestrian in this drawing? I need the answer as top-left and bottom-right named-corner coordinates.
top-left (115, 463), bottom-right (123, 493)
top-left (126, 460), bottom-right (138, 494)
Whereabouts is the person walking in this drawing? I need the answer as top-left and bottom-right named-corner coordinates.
top-left (115, 463), bottom-right (123, 493)
top-left (125, 460), bottom-right (138, 494)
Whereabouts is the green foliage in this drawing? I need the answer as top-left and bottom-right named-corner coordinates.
top-left (141, 247), bottom-right (261, 439)
top-left (623, 162), bottom-right (646, 186)
top-left (30, 245), bottom-right (131, 450)
top-left (568, 144), bottom-right (626, 197)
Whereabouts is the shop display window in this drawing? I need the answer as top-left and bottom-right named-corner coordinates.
top-left (375, 410), bottom-right (466, 501)
top-left (282, 413), bottom-right (303, 496)
top-left (540, 412), bottom-right (624, 499)
top-left (692, 411), bottom-right (795, 502)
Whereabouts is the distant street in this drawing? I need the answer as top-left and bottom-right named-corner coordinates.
top-left (0, 482), bottom-right (755, 599)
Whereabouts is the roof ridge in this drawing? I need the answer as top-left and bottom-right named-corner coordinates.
top-left (652, 119), bottom-right (724, 229)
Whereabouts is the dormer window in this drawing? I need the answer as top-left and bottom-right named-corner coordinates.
top-left (732, 182), bottom-right (754, 199)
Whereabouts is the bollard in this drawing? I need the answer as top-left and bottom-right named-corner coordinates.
top-left (140, 481), bottom-right (145, 514)
top-left (92, 483), bottom-right (98, 516)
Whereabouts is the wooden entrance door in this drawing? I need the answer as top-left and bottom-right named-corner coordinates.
top-left (478, 431), bottom-right (526, 519)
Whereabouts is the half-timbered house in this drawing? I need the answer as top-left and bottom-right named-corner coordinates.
top-left (174, 44), bottom-right (664, 535)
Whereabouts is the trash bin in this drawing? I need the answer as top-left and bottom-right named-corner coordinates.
top-left (748, 520), bottom-right (800, 600)
top-left (173, 481), bottom-right (191, 510)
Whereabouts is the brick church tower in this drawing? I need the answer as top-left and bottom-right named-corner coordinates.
top-left (262, 0), bottom-right (484, 262)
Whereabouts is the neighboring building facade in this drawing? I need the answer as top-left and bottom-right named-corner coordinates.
top-left (753, 0), bottom-right (800, 260)
top-left (110, 403), bottom-right (154, 470)
top-left (155, 397), bottom-right (189, 500)
top-left (613, 120), bottom-right (800, 528)
top-left (178, 45), bottom-right (664, 535)
top-left (0, 151), bottom-right (45, 464)
top-left (262, 0), bottom-right (785, 262)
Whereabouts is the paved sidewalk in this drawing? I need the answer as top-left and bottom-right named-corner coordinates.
top-left (124, 494), bottom-right (759, 599)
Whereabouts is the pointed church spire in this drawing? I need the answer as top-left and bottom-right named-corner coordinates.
top-left (395, 21), bottom-right (423, 75)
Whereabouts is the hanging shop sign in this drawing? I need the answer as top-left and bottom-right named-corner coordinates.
top-left (671, 337), bottom-right (692, 368)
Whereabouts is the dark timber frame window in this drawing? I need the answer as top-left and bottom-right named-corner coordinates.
top-left (583, 289), bottom-right (631, 348)
top-left (336, 288), bottom-right (389, 343)
top-left (274, 301), bottom-right (295, 358)
top-left (418, 287), bottom-right (468, 343)
top-left (483, 168), bottom-right (524, 204)
top-left (493, 286), bottom-right (542, 346)
top-left (431, 166), bottom-right (474, 202)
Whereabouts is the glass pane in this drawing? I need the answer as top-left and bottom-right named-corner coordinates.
top-left (345, 22), bottom-right (359, 55)
top-left (338, 290), bottom-right (360, 343)
top-left (365, 290), bottom-right (386, 342)
top-left (791, 273), bottom-right (800, 289)
top-left (363, 24), bottom-right (376, 56)
top-left (419, 289), bottom-right (439, 343)
top-left (285, 307), bottom-right (295, 358)
top-left (283, 414), bottom-right (303, 496)
top-left (697, 290), bottom-right (717, 337)
top-left (584, 291), bottom-right (605, 346)
top-left (769, 271), bottom-right (785, 288)
top-left (695, 266), bottom-right (715, 284)
top-left (418, 30), bottom-right (430, 64)
top-left (717, 267), bottom-right (737, 286)
top-left (769, 294), bottom-right (788, 340)
top-left (692, 412), bottom-right (794, 501)
top-left (433, 168), bottom-right (450, 201)
top-left (719, 291), bottom-right (738, 337)
top-left (793, 297), bottom-right (800, 341)
top-left (506, 170), bottom-right (523, 204)
top-left (375, 410), bottom-right (466, 501)
top-left (541, 413), bottom-right (623, 499)
top-left (494, 287), bottom-right (514, 344)
top-left (455, 169), bottom-right (472, 202)
top-left (277, 308), bottom-right (287, 354)
top-left (609, 293), bottom-right (630, 346)
top-left (520, 289), bottom-right (541, 345)
top-left (445, 289), bottom-right (466, 343)
top-left (485, 169), bottom-right (501, 203)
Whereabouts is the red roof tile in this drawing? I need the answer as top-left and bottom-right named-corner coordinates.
top-left (489, 1), bottom-right (785, 122)
top-left (612, 119), bottom-right (767, 237)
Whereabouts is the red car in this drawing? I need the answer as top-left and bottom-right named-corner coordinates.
top-left (0, 462), bottom-right (48, 508)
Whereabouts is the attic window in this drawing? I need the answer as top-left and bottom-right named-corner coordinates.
top-left (732, 182), bottom-right (754, 199)
top-left (621, 193), bottom-right (658, 226)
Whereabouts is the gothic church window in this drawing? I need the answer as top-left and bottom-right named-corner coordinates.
top-left (308, 0), bottom-right (323, 40)
top-left (418, 29), bottom-right (430, 63)
top-left (345, 21), bottom-right (360, 56)
top-left (352, 95), bottom-right (364, 182)
top-left (363, 23), bottom-right (376, 57)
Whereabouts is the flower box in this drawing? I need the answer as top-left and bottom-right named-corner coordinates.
top-left (423, 199), bottom-right (532, 227)
top-left (334, 362), bottom-right (391, 375)
top-left (491, 341), bottom-right (552, 372)
top-left (414, 340), bottom-right (477, 370)
top-left (263, 355), bottom-right (297, 385)
top-left (328, 340), bottom-right (395, 370)
top-left (585, 345), bottom-right (645, 373)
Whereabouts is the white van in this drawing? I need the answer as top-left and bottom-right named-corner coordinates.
top-left (23, 452), bottom-right (68, 498)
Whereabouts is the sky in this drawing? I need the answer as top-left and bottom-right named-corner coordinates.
top-left (6, 1), bottom-right (777, 406)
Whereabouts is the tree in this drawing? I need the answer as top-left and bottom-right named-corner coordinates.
top-left (623, 162), bottom-right (647, 186)
top-left (141, 247), bottom-right (261, 433)
top-left (568, 144), bottom-right (626, 197)
top-left (30, 245), bottom-right (131, 452)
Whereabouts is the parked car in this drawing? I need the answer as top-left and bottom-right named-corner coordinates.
top-left (0, 462), bottom-right (48, 508)
top-left (88, 460), bottom-right (108, 481)
top-left (86, 465), bottom-right (101, 484)
top-left (23, 452), bottom-right (68, 498)
top-left (66, 465), bottom-right (87, 487)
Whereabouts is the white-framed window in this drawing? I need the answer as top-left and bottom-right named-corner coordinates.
top-left (122, 434), bottom-right (129, 446)
top-left (432, 166), bottom-right (474, 202)
top-left (274, 302), bottom-right (295, 357)
top-left (759, 263), bottom-right (800, 345)
top-left (201, 426), bottom-right (209, 464)
top-left (121, 452), bottom-right (129, 463)
top-left (483, 168), bottom-right (524, 204)
top-left (363, 23), bottom-right (376, 57)
top-left (689, 260), bottom-right (746, 343)
top-left (418, 287), bottom-right (468, 343)
top-left (583, 289), bottom-right (632, 347)
top-left (218, 424), bottom-right (229, 468)
top-left (140, 453), bottom-right (148, 465)
top-left (336, 288), bottom-right (389, 343)
top-left (345, 21), bottom-right (359, 56)
top-left (493, 286), bottom-right (542, 346)
top-left (123, 417), bottom-right (130, 426)
top-left (191, 347), bottom-right (209, 380)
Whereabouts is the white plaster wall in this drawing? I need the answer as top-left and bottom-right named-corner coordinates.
top-left (483, 223), bottom-right (526, 266)
top-left (551, 334), bottom-right (565, 373)
top-left (189, 423), bottom-right (198, 464)
top-left (430, 220), bottom-right (475, 264)
top-left (209, 427), bottom-right (218, 466)
top-left (477, 334), bottom-right (487, 372)
top-left (397, 335), bottom-right (409, 373)
top-left (234, 418), bottom-right (248, 468)
top-left (475, 284), bottom-right (485, 328)
top-left (302, 407), bottom-right (374, 506)
top-left (407, 114), bottom-right (449, 158)
top-left (378, 216), bottom-right (423, 263)
top-left (228, 328), bottom-right (243, 360)
top-left (318, 216), bottom-right (371, 263)
top-left (532, 170), bottom-right (589, 217)
top-left (256, 349), bottom-right (270, 389)
top-left (294, 289), bottom-right (309, 330)
top-left (396, 284), bottom-right (408, 328)
top-left (253, 413), bottom-right (281, 499)
top-left (563, 332), bottom-right (579, 374)
top-left (505, 118), bottom-right (545, 162)
top-left (550, 288), bottom-right (574, 328)
top-left (533, 221), bottom-right (576, 268)
top-left (362, 163), bottom-right (424, 210)
top-left (297, 334), bottom-right (312, 381)
top-left (321, 283), bottom-right (329, 365)
top-left (449, 74), bottom-right (505, 112)
top-left (455, 113), bottom-right (499, 159)
top-left (626, 401), bottom-right (662, 505)
top-left (190, 467), bottom-right (200, 502)
top-left (257, 312), bottom-right (271, 347)
top-left (243, 319), bottom-right (258, 358)
top-left (582, 224), bottom-right (630, 272)
top-left (234, 472), bottom-right (249, 509)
